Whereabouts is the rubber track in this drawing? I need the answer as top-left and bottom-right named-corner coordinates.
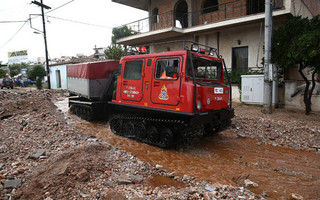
top-left (110, 114), bottom-right (206, 148)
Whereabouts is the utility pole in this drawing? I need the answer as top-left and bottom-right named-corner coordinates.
top-left (31, 0), bottom-right (51, 89)
top-left (263, 0), bottom-right (273, 114)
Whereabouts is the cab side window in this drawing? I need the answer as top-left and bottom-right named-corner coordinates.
top-left (155, 58), bottom-right (179, 80)
top-left (124, 60), bottom-right (143, 80)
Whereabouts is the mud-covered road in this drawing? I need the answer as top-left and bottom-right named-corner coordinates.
top-left (2, 89), bottom-right (318, 199)
top-left (67, 101), bottom-right (320, 200)
top-left (74, 120), bottom-right (319, 199)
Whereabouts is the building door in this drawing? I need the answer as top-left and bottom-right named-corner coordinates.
top-left (175, 0), bottom-right (188, 28)
top-left (151, 57), bottom-right (181, 106)
top-left (121, 60), bottom-right (144, 102)
top-left (56, 70), bottom-right (61, 88)
top-left (232, 46), bottom-right (248, 71)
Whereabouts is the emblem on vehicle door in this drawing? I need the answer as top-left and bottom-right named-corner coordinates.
top-left (159, 85), bottom-right (169, 100)
top-left (207, 98), bottom-right (210, 105)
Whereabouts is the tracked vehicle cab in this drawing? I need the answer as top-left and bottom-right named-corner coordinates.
top-left (109, 41), bottom-right (234, 148)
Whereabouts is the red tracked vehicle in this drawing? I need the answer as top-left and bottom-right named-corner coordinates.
top-left (68, 41), bottom-right (234, 148)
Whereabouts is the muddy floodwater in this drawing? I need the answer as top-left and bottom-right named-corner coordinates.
top-left (54, 96), bottom-right (319, 199)
top-left (72, 120), bottom-right (320, 199)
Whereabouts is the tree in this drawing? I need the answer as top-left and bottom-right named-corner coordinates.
top-left (104, 45), bottom-right (128, 60)
top-left (27, 65), bottom-right (46, 81)
top-left (8, 63), bottom-right (29, 77)
top-left (105, 26), bottom-right (137, 60)
top-left (111, 26), bottom-right (137, 44)
top-left (0, 69), bottom-right (5, 78)
top-left (272, 15), bottom-right (320, 115)
top-left (36, 77), bottom-right (42, 90)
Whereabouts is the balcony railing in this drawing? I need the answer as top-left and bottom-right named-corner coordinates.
top-left (115, 0), bottom-right (283, 40)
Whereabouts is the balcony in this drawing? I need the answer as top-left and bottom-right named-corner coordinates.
top-left (116, 0), bottom-right (284, 45)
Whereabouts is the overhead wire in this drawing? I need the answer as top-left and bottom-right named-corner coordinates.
top-left (0, 21), bottom-right (28, 49)
top-left (0, 20), bottom-right (28, 23)
top-left (45, 0), bottom-right (75, 14)
top-left (47, 15), bottom-right (112, 29)
top-left (0, 0), bottom-right (111, 53)
top-left (29, 0), bottom-right (75, 21)
top-left (0, 0), bottom-right (76, 49)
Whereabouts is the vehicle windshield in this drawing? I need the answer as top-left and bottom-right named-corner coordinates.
top-left (187, 56), bottom-right (222, 80)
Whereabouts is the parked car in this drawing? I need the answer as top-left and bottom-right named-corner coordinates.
top-left (27, 79), bottom-right (36, 85)
top-left (1, 78), bottom-right (14, 89)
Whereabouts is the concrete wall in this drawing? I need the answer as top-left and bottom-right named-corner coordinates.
top-left (284, 81), bottom-right (320, 112)
top-left (290, 0), bottom-right (314, 18)
top-left (49, 65), bottom-right (67, 89)
top-left (215, 22), bottom-right (264, 70)
top-left (232, 85), bottom-right (241, 102)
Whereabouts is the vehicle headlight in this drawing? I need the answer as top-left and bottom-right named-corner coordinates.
top-left (197, 101), bottom-right (202, 110)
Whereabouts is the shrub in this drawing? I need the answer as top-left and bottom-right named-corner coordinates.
top-left (36, 77), bottom-right (42, 90)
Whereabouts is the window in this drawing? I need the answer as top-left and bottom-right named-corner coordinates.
top-left (232, 47), bottom-right (248, 70)
top-left (247, 0), bottom-right (265, 15)
top-left (124, 60), bottom-right (143, 80)
top-left (155, 58), bottom-right (180, 80)
top-left (202, 0), bottom-right (219, 14)
top-left (152, 8), bottom-right (159, 24)
top-left (175, 0), bottom-right (188, 28)
top-left (187, 57), bottom-right (222, 80)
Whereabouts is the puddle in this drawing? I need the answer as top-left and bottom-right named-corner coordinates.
top-left (143, 175), bottom-right (186, 188)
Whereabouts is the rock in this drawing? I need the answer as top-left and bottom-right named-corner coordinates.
top-left (87, 138), bottom-right (99, 143)
top-left (40, 156), bottom-right (48, 159)
top-left (58, 165), bottom-right (68, 176)
top-left (182, 174), bottom-right (191, 181)
top-left (104, 180), bottom-right (113, 187)
top-left (44, 192), bottom-right (50, 197)
top-left (237, 133), bottom-right (246, 138)
top-left (205, 185), bottom-right (217, 192)
top-left (0, 163), bottom-right (4, 170)
top-left (31, 149), bottom-right (46, 159)
top-left (101, 191), bottom-right (126, 200)
top-left (17, 167), bottom-right (26, 173)
top-left (4, 179), bottom-right (22, 189)
top-left (244, 179), bottom-right (258, 188)
top-left (289, 193), bottom-right (303, 200)
top-left (189, 186), bottom-right (197, 194)
top-left (256, 142), bottom-right (263, 146)
top-left (76, 168), bottom-right (89, 182)
top-left (130, 175), bottom-right (143, 184)
top-left (155, 164), bottom-right (163, 169)
top-left (168, 171), bottom-right (177, 177)
top-left (22, 121), bottom-right (28, 126)
top-left (118, 179), bottom-right (133, 185)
